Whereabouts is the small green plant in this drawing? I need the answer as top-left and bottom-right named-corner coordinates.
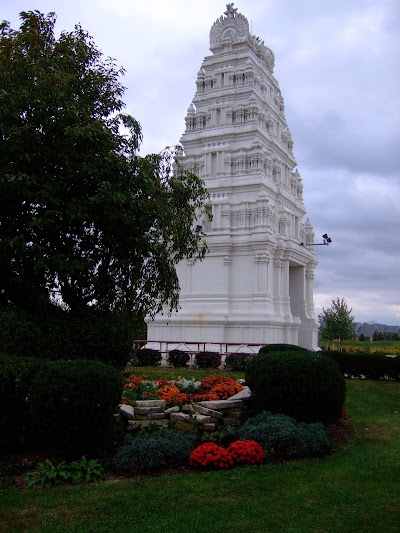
top-left (68, 456), bottom-right (105, 484)
top-left (25, 459), bottom-right (71, 488)
top-left (25, 457), bottom-right (105, 488)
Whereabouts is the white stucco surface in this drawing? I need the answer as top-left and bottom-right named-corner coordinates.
top-left (148, 5), bottom-right (319, 350)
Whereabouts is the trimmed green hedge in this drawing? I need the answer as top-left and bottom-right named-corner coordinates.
top-left (224, 353), bottom-right (254, 372)
top-left (245, 352), bottom-right (346, 425)
top-left (258, 344), bottom-right (311, 355)
top-left (132, 348), bottom-right (162, 366)
top-left (194, 351), bottom-right (221, 369)
top-left (322, 351), bottom-right (400, 381)
top-left (30, 359), bottom-right (123, 456)
top-left (0, 355), bottom-right (44, 452)
top-left (167, 349), bottom-right (190, 368)
top-left (0, 305), bottom-right (136, 369)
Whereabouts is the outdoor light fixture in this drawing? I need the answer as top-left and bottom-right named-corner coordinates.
top-left (195, 225), bottom-right (207, 237)
top-left (300, 233), bottom-right (332, 247)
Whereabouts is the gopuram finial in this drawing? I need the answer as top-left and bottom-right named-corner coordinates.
top-left (224, 3), bottom-right (238, 18)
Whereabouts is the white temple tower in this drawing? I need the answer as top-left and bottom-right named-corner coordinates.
top-left (147, 4), bottom-right (319, 350)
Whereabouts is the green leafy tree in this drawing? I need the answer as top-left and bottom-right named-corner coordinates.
top-left (319, 297), bottom-right (355, 341)
top-left (0, 11), bottom-right (209, 316)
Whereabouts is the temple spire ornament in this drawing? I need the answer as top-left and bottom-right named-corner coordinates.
top-left (147, 5), bottom-right (319, 350)
top-left (224, 3), bottom-right (238, 18)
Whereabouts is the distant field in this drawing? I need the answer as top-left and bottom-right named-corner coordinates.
top-left (320, 340), bottom-right (400, 353)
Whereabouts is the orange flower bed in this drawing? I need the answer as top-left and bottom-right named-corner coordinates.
top-left (122, 374), bottom-right (244, 406)
top-left (156, 384), bottom-right (187, 406)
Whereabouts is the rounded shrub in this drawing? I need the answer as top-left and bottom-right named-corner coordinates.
top-left (224, 352), bottom-right (254, 372)
top-left (132, 348), bottom-right (162, 366)
top-left (245, 352), bottom-right (346, 425)
top-left (114, 429), bottom-right (195, 473)
top-left (189, 442), bottom-right (233, 469)
top-left (0, 355), bottom-right (44, 452)
top-left (258, 343), bottom-right (311, 355)
top-left (238, 411), bottom-right (331, 459)
top-left (30, 359), bottom-right (123, 456)
top-left (194, 351), bottom-right (221, 369)
top-left (167, 349), bottom-right (190, 368)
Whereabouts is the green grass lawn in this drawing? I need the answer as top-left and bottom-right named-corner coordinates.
top-left (1, 379), bottom-right (399, 533)
top-left (320, 340), bottom-right (400, 353)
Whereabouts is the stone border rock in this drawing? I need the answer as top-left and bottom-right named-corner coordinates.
top-left (118, 387), bottom-right (253, 432)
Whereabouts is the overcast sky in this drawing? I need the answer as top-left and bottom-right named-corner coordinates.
top-left (3, 0), bottom-right (400, 325)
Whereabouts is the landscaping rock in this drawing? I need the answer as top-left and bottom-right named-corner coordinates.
top-left (165, 406), bottom-right (180, 415)
top-left (193, 414), bottom-right (212, 424)
top-left (134, 406), bottom-right (165, 415)
top-left (135, 400), bottom-right (166, 408)
top-left (148, 412), bottom-right (166, 420)
top-left (194, 405), bottom-right (223, 418)
top-left (170, 412), bottom-right (193, 422)
top-left (119, 405), bottom-right (135, 420)
top-left (197, 399), bottom-right (244, 410)
top-left (229, 386), bottom-right (251, 400)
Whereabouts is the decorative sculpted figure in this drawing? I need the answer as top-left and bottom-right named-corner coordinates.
top-left (224, 3), bottom-right (238, 18)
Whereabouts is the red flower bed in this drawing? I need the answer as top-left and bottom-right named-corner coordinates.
top-left (190, 440), bottom-right (266, 469)
top-left (227, 440), bottom-right (266, 466)
top-left (189, 443), bottom-right (233, 469)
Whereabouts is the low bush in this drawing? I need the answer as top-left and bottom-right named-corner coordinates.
top-left (227, 440), bottom-right (266, 466)
top-left (238, 411), bottom-right (331, 460)
top-left (189, 442), bottom-right (233, 469)
top-left (258, 344), bottom-right (311, 355)
top-left (114, 429), bottom-right (195, 473)
top-left (0, 304), bottom-right (137, 370)
top-left (30, 359), bottom-right (123, 456)
top-left (322, 351), bottom-right (400, 381)
top-left (245, 352), bottom-right (346, 424)
top-left (194, 351), bottom-right (221, 369)
top-left (224, 352), bottom-right (254, 371)
top-left (132, 348), bottom-right (162, 367)
top-left (167, 349), bottom-right (190, 368)
top-left (0, 355), bottom-right (44, 452)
